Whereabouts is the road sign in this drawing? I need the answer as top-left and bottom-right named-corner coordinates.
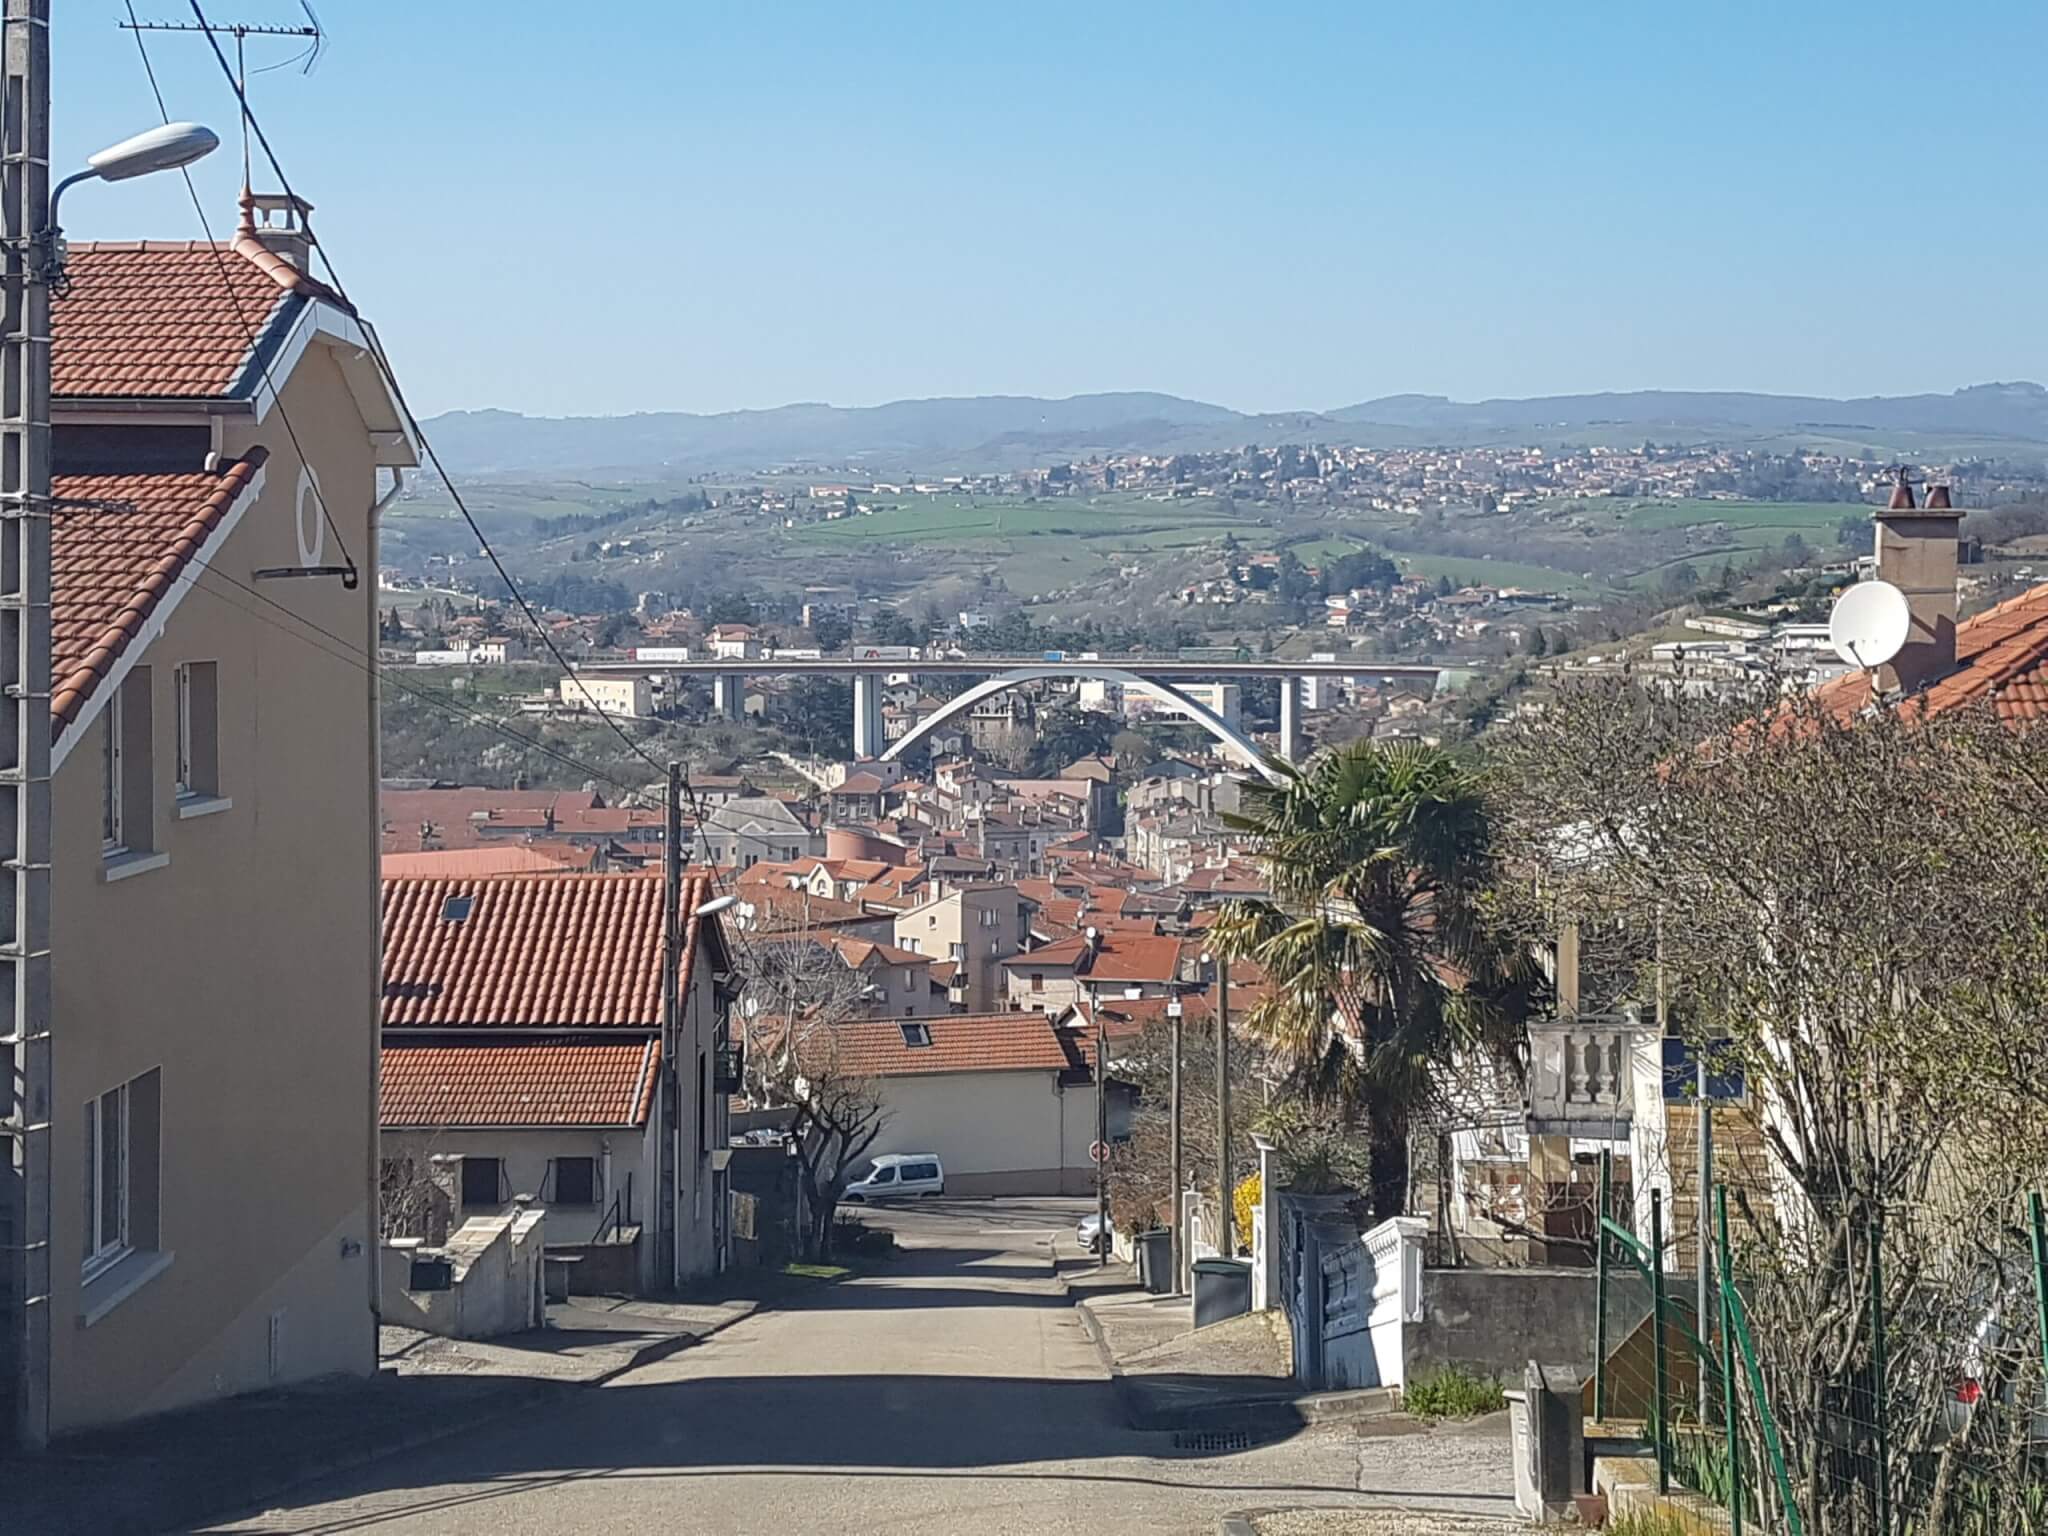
top-left (1090, 1140), bottom-right (1110, 1164)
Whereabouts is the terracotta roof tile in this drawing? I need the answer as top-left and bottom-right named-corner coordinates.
top-left (382, 871), bottom-right (713, 1029)
top-left (1814, 583), bottom-right (2048, 726)
top-left (381, 1039), bottom-right (658, 1127)
top-left (808, 1012), bottom-right (1071, 1078)
top-left (54, 204), bottom-right (351, 400)
top-left (50, 453), bottom-right (267, 740)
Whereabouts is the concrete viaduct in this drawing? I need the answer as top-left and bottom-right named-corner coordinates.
top-left (573, 655), bottom-right (1449, 772)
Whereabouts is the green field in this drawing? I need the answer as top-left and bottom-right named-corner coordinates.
top-left (1393, 551), bottom-right (1604, 595)
top-left (1621, 498), bottom-right (1859, 535)
top-left (791, 493), bottom-right (1241, 549)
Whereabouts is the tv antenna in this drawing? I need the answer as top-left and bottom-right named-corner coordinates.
top-left (1827, 578), bottom-right (1911, 671)
top-left (119, 5), bottom-right (323, 186)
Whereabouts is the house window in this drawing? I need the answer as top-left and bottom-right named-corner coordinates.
top-left (698, 1050), bottom-right (709, 1155)
top-left (174, 661), bottom-right (219, 800)
top-left (460, 1157), bottom-right (502, 1209)
top-left (553, 1157), bottom-right (597, 1206)
top-left (83, 1068), bottom-right (160, 1280)
top-left (101, 668), bottom-right (155, 859)
top-left (1031, 974), bottom-right (1044, 993)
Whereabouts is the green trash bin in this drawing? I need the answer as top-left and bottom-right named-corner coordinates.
top-left (1136, 1230), bottom-right (1173, 1294)
top-left (1193, 1256), bottom-right (1252, 1327)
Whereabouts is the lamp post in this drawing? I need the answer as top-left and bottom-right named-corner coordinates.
top-left (44, 121), bottom-right (218, 282)
top-left (1166, 995), bottom-right (1183, 1290)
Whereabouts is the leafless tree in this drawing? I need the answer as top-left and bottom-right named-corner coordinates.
top-left (1491, 675), bottom-right (2048, 1533)
top-left (738, 921), bottom-right (890, 1261)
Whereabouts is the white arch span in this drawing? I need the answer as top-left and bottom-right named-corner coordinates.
top-left (880, 666), bottom-right (1283, 782)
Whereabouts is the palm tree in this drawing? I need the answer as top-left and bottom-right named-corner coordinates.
top-left (1213, 740), bottom-right (1532, 1217)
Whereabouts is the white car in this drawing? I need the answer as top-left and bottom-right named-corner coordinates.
top-left (842, 1153), bottom-right (945, 1202)
top-left (1077, 1211), bottom-right (1114, 1254)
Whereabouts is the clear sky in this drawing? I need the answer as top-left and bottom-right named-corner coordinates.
top-left (53, 1), bottom-right (2048, 419)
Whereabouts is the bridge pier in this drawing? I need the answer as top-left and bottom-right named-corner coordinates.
top-left (712, 672), bottom-right (745, 721)
top-left (1278, 675), bottom-right (1303, 763)
top-left (853, 672), bottom-right (884, 759)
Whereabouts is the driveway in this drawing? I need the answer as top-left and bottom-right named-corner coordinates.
top-left (213, 1199), bottom-right (1510, 1535)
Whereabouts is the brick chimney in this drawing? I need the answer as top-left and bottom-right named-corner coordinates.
top-left (1872, 469), bottom-right (1961, 692)
top-left (238, 188), bottom-right (316, 270)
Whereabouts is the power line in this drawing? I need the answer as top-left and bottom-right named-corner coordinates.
top-left (177, 0), bottom-right (667, 791)
top-left (154, 4), bottom-right (757, 921)
top-left (118, 0), bottom-right (356, 581)
top-left (166, 8), bottom-right (753, 919)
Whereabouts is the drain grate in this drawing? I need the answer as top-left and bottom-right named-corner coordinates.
top-left (1172, 1428), bottom-right (1257, 1452)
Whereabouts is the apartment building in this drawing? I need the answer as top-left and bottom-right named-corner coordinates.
top-left (893, 885), bottom-right (1036, 1012)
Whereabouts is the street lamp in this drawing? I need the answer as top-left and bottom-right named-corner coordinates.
top-left (46, 121), bottom-right (219, 280)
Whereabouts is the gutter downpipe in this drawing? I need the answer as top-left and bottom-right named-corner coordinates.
top-left (364, 465), bottom-right (403, 1336)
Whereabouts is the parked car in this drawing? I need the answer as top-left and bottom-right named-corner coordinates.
top-left (1077, 1210), bottom-right (1114, 1254)
top-left (843, 1153), bottom-right (945, 1202)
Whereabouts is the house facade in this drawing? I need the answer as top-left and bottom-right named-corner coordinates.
top-left (24, 201), bottom-right (415, 1437)
top-left (379, 872), bottom-right (734, 1294)
top-left (893, 885), bottom-right (1034, 1012)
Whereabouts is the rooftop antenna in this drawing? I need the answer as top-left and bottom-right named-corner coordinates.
top-left (1827, 577), bottom-right (1911, 673)
top-left (118, 4), bottom-right (322, 188)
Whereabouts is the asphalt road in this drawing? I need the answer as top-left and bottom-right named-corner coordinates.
top-left (211, 1199), bottom-right (1511, 1536)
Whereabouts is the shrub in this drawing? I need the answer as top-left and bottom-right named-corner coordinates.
top-left (1402, 1365), bottom-right (1506, 1421)
top-left (1232, 1172), bottom-right (1261, 1254)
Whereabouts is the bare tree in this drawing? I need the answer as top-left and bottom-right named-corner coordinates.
top-left (1492, 676), bottom-right (2048, 1532)
top-left (739, 921), bottom-right (890, 1261)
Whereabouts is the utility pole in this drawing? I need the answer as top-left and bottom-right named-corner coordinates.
top-left (1167, 995), bottom-right (1183, 1292)
top-left (1216, 952), bottom-right (1233, 1256)
top-left (0, 0), bottom-right (50, 1452)
top-left (659, 762), bottom-right (681, 1291)
top-left (1094, 1009), bottom-right (1107, 1270)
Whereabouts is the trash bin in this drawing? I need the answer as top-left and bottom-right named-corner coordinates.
top-left (1192, 1256), bottom-right (1253, 1328)
top-left (1136, 1230), bottom-right (1173, 1294)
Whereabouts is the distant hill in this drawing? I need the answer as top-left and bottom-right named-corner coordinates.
top-left (420, 383), bottom-right (2048, 476)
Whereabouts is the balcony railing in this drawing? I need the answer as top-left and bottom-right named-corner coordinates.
top-left (1525, 1011), bottom-right (1638, 1138)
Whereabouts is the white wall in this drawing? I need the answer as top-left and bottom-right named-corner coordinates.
top-left (867, 1069), bottom-right (1094, 1195)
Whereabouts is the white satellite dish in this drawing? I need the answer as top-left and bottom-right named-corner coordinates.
top-left (1828, 580), bottom-right (1911, 669)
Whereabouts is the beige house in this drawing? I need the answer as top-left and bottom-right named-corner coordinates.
top-left (379, 872), bottom-right (734, 1294)
top-left (31, 198), bottom-right (414, 1436)
top-left (559, 673), bottom-right (651, 718)
top-left (833, 1014), bottom-right (1120, 1195)
top-left (1003, 929), bottom-right (1185, 1014)
top-left (893, 885), bottom-right (1035, 1012)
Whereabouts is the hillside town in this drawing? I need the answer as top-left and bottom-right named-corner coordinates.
top-left (19, 8), bottom-right (2048, 1536)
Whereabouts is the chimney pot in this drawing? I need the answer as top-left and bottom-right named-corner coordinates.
top-left (239, 188), bottom-right (316, 270)
top-left (1887, 468), bottom-right (1916, 511)
top-left (1925, 484), bottom-right (1952, 510)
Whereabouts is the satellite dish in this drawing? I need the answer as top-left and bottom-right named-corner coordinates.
top-left (1828, 580), bottom-right (1911, 670)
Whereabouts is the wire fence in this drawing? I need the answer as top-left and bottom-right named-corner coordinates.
top-left (1592, 1143), bottom-right (2048, 1535)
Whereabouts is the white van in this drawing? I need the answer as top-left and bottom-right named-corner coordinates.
top-left (843, 1153), bottom-right (945, 1202)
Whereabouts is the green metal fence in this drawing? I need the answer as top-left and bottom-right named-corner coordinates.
top-left (1593, 1160), bottom-right (2048, 1534)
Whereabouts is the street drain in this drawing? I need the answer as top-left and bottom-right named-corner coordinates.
top-left (1172, 1428), bottom-right (1257, 1452)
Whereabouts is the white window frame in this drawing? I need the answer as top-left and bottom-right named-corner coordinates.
top-left (175, 662), bottom-right (192, 794)
top-left (84, 1084), bottom-right (130, 1280)
top-left (174, 660), bottom-right (221, 804)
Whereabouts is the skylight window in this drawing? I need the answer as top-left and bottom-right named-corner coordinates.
top-left (899, 1022), bottom-right (932, 1047)
top-left (441, 895), bottom-right (474, 923)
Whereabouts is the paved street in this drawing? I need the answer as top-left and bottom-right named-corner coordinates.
top-left (210, 1200), bottom-right (1511, 1536)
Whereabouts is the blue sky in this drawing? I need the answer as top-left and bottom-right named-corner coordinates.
top-left (54, 2), bottom-right (2048, 419)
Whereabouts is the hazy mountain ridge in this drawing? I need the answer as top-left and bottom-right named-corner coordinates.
top-left (421, 383), bottom-right (2048, 476)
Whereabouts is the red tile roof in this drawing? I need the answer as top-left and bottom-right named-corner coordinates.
top-left (811, 1012), bottom-right (1072, 1078)
top-left (1002, 931), bottom-right (1182, 982)
top-left (382, 871), bottom-right (714, 1029)
top-left (381, 845), bottom-right (597, 878)
top-left (1816, 584), bottom-right (2048, 725)
top-left (380, 788), bottom-right (607, 852)
top-left (381, 1039), bottom-right (659, 1127)
top-left (53, 209), bottom-right (349, 400)
top-left (50, 452), bottom-right (268, 740)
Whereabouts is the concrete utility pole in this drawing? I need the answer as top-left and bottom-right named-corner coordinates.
top-left (0, 0), bottom-right (51, 1451)
top-left (659, 762), bottom-right (682, 1290)
top-left (1216, 953), bottom-right (1233, 1256)
top-left (1167, 996), bottom-right (1183, 1291)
